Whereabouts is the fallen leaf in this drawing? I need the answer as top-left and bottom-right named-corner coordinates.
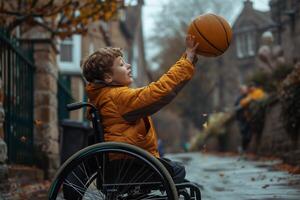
top-left (262, 184), bottom-right (269, 189)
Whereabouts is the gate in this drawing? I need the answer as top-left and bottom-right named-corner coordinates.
top-left (0, 28), bottom-right (35, 164)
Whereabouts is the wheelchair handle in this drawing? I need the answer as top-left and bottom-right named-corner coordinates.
top-left (66, 102), bottom-right (97, 112)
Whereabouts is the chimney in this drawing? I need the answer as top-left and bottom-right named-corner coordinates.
top-left (244, 0), bottom-right (253, 10)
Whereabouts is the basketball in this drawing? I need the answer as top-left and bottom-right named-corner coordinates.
top-left (187, 13), bottom-right (232, 57)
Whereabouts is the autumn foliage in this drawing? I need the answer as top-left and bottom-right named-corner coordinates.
top-left (0, 0), bottom-right (124, 38)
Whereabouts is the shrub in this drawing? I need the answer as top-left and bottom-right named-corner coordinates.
top-left (279, 66), bottom-right (300, 141)
top-left (247, 64), bottom-right (293, 93)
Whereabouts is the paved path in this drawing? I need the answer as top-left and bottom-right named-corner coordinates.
top-left (168, 152), bottom-right (300, 200)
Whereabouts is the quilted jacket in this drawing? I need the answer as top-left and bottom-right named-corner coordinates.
top-left (85, 56), bottom-right (195, 157)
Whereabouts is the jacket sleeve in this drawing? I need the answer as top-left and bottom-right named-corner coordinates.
top-left (112, 57), bottom-right (195, 122)
top-left (240, 89), bottom-right (266, 107)
top-left (239, 96), bottom-right (252, 107)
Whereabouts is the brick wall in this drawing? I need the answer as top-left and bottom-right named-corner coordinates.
top-left (33, 39), bottom-right (60, 178)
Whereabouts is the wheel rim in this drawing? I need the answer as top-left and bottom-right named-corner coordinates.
top-left (49, 143), bottom-right (177, 200)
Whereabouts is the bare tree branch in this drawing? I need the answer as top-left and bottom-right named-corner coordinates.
top-left (99, 22), bottom-right (112, 46)
top-left (31, 18), bottom-right (55, 34)
top-left (0, 0), bottom-right (123, 38)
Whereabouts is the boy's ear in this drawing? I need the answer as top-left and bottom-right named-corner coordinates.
top-left (104, 73), bottom-right (113, 83)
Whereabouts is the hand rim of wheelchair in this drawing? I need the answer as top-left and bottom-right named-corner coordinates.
top-left (48, 142), bottom-right (178, 200)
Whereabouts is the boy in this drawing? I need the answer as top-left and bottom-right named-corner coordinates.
top-left (82, 35), bottom-right (198, 183)
top-left (237, 83), bottom-right (266, 153)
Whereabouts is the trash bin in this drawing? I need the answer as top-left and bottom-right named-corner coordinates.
top-left (59, 120), bottom-right (93, 164)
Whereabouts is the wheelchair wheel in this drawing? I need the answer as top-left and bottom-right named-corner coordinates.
top-left (48, 142), bottom-right (178, 200)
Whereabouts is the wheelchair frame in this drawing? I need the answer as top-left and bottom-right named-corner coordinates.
top-left (48, 102), bottom-right (201, 200)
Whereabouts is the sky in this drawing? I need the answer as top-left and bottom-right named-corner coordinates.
top-left (142, 0), bottom-right (270, 69)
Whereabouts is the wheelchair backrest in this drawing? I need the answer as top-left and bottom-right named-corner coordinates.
top-left (66, 102), bottom-right (105, 143)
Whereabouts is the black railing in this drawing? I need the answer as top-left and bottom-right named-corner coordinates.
top-left (0, 28), bottom-right (35, 164)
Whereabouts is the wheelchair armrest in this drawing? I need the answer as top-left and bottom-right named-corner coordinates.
top-left (66, 102), bottom-right (98, 112)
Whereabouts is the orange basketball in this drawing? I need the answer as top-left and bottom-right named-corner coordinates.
top-left (188, 13), bottom-right (232, 57)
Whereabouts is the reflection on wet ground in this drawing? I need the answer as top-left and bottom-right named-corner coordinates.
top-left (167, 152), bottom-right (300, 200)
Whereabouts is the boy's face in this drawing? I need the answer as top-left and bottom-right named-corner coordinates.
top-left (105, 56), bottom-right (133, 86)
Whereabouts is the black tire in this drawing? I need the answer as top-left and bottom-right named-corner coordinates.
top-left (48, 142), bottom-right (178, 200)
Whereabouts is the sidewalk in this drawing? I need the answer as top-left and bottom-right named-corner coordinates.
top-left (201, 150), bottom-right (300, 174)
top-left (0, 165), bottom-right (49, 200)
top-left (1, 181), bottom-right (50, 200)
top-left (168, 152), bottom-right (300, 200)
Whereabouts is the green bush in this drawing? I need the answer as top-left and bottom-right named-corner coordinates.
top-left (279, 66), bottom-right (300, 140)
top-left (247, 64), bottom-right (293, 93)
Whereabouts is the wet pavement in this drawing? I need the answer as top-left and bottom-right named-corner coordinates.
top-left (168, 152), bottom-right (300, 200)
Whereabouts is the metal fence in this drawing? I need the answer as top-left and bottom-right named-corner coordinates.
top-left (57, 74), bottom-right (74, 121)
top-left (0, 28), bottom-right (35, 164)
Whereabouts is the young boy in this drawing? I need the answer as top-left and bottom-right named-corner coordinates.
top-left (82, 35), bottom-right (198, 183)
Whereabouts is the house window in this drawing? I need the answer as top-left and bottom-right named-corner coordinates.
top-left (57, 35), bottom-right (81, 73)
top-left (236, 35), bottom-right (244, 58)
top-left (236, 32), bottom-right (256, 58)
top-left (60, 38), bottom-right (73, 62)
top-left (247, 32), bottom-right (255, 56)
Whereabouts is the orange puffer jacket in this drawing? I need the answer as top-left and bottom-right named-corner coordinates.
top-left (240, 88), bottom-right (266, 107)
top-left (86, 56), bottom-right (195, 157)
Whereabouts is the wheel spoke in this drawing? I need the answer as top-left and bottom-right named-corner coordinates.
top-left (49, 143), bottom-right (178, 200)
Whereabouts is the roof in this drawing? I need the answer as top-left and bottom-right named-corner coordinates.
top-left (232, 0), bottom-right (275, 32)
top-left (254, 10), bottom-right (275, 27)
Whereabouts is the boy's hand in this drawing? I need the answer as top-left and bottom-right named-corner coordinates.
top-left (185, 34), bottom-right (199, 64)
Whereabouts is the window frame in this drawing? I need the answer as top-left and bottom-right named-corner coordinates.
top-left (57, 35), bottom-right (82, 74)
top-left (236, 30), bottom-right (256, 59)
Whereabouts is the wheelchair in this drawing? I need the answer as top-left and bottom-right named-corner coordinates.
top-left (48, 102), bottom-right (201, 200)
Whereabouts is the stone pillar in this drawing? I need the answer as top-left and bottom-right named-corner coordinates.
top-left (32, 39), bottom-right (60, 179)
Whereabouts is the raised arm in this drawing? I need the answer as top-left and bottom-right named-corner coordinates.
top-left (112, 57), bottom-right (193, 122)
top-left (114, 35), bottom-right (199, 122)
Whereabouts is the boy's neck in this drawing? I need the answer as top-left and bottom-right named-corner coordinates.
top-left (93, 79), bottom-right (125, 87)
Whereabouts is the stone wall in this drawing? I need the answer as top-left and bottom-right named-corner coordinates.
top-left (33, 39), bottom-right (60, 178)
top-left (252, 101), bottom-right (300, 165)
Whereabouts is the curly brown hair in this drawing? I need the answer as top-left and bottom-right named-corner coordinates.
top-left (82, 47), bottom-right (123, 82)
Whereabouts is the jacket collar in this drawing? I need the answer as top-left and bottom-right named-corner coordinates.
top-left (93, 79), bottom-right (124, 87)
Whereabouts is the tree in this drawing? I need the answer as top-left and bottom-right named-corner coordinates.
top-left (150, 0), bottom-right (238, 129)
top-left (0, 0), bottom-right (124, 39)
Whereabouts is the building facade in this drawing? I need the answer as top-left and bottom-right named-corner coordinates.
top-left (0, 0), bottom-right (149, 180)
top-left (210, 0), bottom-right (274, 110)
top-left (269, 0), bottom-right (300, 63)
top-left (58, 0), bottom-right (148, 121)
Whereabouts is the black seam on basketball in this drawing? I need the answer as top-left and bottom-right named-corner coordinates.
top-left (197, 49), bottom-right (218, 56)
top-left (192, 20), bottom-right (224, 54)
top-left (210, 14), bottom-right (230, 48)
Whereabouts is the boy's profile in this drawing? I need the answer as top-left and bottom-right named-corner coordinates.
top-left (82, 35), bottom-right (198, 183)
